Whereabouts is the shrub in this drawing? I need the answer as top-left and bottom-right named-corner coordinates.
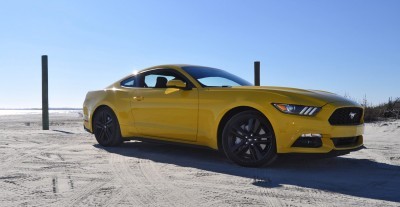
top-left (363, 97), bottom-right (399, 123)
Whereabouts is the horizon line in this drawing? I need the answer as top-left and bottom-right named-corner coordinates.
top-left (0, 108), bottom-right (82, 110)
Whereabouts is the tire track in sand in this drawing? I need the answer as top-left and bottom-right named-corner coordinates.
top-left (250, 168), bottom-right (284, 207)
top-left (46, 148), bottom-right (111, 207)
top-left (138, 157), bottom-right (197, 206)
top-left (106, 153), bottom-right (151, 206)
top-left (0, 142), bottom-right (86, 207)
top-left (53, 181), bottom-right (108, 207)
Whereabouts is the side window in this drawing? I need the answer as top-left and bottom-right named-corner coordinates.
top-left (144, 74), bottom-right (176, 88)
top-left (121, 76), bottom-right (136, 87)
top-left (138, 69), bottom-right (189, 88)
top-left (197, 77), bottom-right (239, 87)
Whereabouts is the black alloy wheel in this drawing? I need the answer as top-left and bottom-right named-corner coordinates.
top-left (222, 110), bottom-right (277, 167)
top-left (93, 107), bottom-right (123, 147)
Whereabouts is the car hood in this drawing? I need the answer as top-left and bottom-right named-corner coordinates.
top-left (231, 86), bottom-right (359, 107)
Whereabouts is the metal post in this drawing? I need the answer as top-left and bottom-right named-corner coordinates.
top-left (42, 55), bottom-right (49, 130)
top-left (254, 61), bottom-right (260, 86)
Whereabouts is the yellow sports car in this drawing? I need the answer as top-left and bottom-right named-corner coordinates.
top-left (83, 64), bottom-right (364, 167)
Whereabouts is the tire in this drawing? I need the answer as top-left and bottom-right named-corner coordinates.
top-left (221, 110), bottom-right (277, 167)
top-left (93, 107), bottom-right (123, 147)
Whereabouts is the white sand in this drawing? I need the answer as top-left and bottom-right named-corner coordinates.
top-left (0, 113), bottom-right (399, 206)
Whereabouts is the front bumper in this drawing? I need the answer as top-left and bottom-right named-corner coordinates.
top-left (84, 125), bottom-right (92, 133)
top-left (272, 102), bottom-right (364, 154)
top-left (279, 145), bottom-right (365, 158)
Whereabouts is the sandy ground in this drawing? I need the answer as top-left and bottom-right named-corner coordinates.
top-left (0, 113), bottom-right (399, 207)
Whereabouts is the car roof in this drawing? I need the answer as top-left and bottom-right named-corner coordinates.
top-left (110, 64), bottom-right (207, 89)
top-left (140, 64), bottom-right (207, 71)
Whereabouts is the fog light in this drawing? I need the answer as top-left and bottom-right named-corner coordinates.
top-left (292, 134), bottom-right (323, 148)
top-left (301, 133), bottom-right (322, 138)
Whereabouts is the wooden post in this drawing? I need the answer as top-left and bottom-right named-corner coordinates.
top-left (42, 55), bottom-right (49, 130)
top-left (254, 61), bottom-right (260, 86)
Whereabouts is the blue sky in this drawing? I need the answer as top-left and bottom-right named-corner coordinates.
top-left (0, 0), bottom-right (399, 108)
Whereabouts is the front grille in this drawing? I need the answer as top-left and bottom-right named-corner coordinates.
top-left (331, 136), bottom-right (360, 148)
top-left (328, 107), bottom-right (363, 125)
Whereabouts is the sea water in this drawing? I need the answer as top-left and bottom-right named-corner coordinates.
top-left (0, 109), bottom-right (82, 115)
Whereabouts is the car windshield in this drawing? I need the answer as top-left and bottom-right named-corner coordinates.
top-left (182, 66), bottom-right (252, 87)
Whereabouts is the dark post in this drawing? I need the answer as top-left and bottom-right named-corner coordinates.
top-left (42, 55), bottom-right (49, 130)
top-left (254, 61), bottom-right (260, 86)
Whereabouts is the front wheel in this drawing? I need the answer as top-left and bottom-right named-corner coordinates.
top-left (93, 107), bottom-right (123, 147)
top-left (221, 110), bottom-right (277, 167)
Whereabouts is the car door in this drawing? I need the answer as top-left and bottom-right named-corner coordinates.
top-left (130, 68), bottom-right (198, 141)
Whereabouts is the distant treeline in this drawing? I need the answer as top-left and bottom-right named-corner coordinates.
top-left (363, 97), bottom-right (400, 122)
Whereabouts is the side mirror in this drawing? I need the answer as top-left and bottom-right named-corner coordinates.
top-left (166, 79), bottom-right (188, 89)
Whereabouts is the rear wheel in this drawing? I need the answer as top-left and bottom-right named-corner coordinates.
top-left (93, 107), bottom-right (123, 147)
top-left (222, 110), bottom-right (277, 167)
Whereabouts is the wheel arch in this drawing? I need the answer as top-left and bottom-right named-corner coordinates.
top-left (216, 106), bottom-right (272, 152)
top-left (91, 104), bottom-right (116, 131)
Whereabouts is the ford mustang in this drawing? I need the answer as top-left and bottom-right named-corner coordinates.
top-left (83, 64), bottom-right (364, 167)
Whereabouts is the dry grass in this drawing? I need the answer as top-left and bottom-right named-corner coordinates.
top-left (363, 97), bottom-right (400, 122)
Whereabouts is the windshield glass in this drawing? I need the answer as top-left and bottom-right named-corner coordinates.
top-left (182, 66), bottom-right (252, 87)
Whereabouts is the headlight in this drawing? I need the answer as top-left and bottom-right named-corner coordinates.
top-left (272, 103), bottom-right (321, 116)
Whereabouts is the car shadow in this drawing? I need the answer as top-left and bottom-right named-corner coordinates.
top-left (94, 141), bottom-right (400, 203)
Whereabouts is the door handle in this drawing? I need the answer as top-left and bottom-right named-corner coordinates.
top-left (133, 96), bottom-right (144, 101)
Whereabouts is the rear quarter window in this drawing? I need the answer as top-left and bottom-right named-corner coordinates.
top-left (121, 76), bottom-right (136, 87)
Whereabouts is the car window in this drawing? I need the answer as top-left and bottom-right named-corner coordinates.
top-left (197, 77), bottom-right (240, 87)
top-left (138, 69), bottom-right (189, 88)
top-left (120, 76), bottom-right (136, 87)
top-left (182, 66), bottom-right (252, 87)
top-left (144, 74), bottom-right (176, 88)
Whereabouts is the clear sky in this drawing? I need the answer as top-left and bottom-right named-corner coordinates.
top-left (0, 0), bottom-right (399, 108)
